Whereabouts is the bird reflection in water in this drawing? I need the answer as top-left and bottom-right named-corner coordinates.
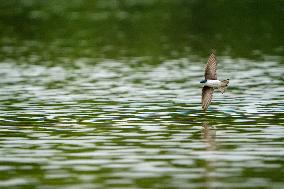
top-left (202, 121), bottom-right (216, 151)
top-left (201, 121), bottom-right (217, 189)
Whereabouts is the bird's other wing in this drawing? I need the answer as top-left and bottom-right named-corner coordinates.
top-left (202, 86), bottom-right (214, 111)
top-left (205, 51), bottom-right (217, 80)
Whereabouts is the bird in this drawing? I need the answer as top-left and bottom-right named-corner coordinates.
top-left (200, 50), bottom-right (229, 111)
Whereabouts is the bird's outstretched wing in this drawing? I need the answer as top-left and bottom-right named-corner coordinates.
top-left (205, 51), bottom-right (217, 80)
top-left (202, 86), bottom-right (214, 111)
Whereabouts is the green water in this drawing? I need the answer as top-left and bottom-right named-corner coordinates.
top-left (0, 1), bottom-right (284, 188)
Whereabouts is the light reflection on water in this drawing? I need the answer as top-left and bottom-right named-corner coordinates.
top-left (0, 56), bottom-right (283, 188)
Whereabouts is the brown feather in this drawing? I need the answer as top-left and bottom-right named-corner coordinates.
top-left (202, 86), bottom-right (214, 111)
top-left (221, 79), bottom-right (229, 87)
top-left (205, 52), bottom-right (217, 80)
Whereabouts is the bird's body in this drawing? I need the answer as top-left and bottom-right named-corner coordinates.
top-left (201, 79), bottom-right (229, 88)
top-left (202, 79), bottom-right (222, 87)
top-left (200, 50), bottom-right (229, 111)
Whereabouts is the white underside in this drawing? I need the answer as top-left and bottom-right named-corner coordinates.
top-left (204, 80), bottom-right (222, 88)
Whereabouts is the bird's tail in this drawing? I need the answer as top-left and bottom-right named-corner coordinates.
top-left (218, 86), bottom-right (226, 94)
top-left (219, 79), bottom-right (230, 94)
top-left (221, 79), bottom-right (229, 87)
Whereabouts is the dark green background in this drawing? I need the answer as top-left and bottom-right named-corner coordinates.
top-left (0, 0), bottom-right (283, 61)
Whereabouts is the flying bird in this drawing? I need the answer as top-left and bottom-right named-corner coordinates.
top-left (200, 50), bottom-right (229, 111)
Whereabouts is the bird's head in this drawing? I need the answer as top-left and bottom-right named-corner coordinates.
top-left (200, 79), bottom-right (207, 83)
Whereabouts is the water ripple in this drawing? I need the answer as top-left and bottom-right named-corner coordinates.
top-left (0, 57), bottom-right (283, 188)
